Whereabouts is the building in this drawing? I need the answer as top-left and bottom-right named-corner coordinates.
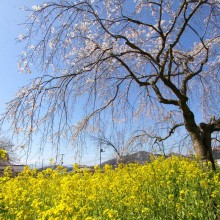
top-left (0, 152), bottom-right (25, 176)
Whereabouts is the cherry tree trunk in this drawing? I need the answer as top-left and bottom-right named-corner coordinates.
top-left (180, 102), bottom-right (216, 170)
top-left (199, 123), bottom-right (216, 170)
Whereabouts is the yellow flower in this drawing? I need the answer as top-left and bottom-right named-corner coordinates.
top-left (0, 156), bottom-right (219, 219)
top-left (0, 149), bottom-right (7, 160)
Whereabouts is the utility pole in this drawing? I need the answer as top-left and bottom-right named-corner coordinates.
top-left (100, 147), bottom-right (104, 167)
top-left (61, 154), bottom-right (64, 166)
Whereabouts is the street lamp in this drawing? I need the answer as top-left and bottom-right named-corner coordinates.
top-left (100, 148), bottom-right (104, 167)
top-left (61, 154), bottom-right (64, 166)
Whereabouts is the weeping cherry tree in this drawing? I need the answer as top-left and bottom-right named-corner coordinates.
top-left (1, 0), bottom-right (220, 169)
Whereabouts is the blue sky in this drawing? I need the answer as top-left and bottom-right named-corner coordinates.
top-left (0, 1), bottom-right (213, 167)
top-left (0, 1), bottom-right (111, 167)
top-left (0, 1), bottom-right (31, 108)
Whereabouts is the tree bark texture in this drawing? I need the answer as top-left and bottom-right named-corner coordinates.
top-left (199, 123), bottom-right (216, 170)
top-left (180, 102), bottom-right (218, 170)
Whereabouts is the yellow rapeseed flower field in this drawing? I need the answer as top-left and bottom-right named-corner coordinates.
top-left (0, 156), bottom-right (220, 219)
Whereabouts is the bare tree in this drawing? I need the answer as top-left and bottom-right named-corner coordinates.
top-left (0, 135), bottom-right (15, 163)
top-left (1, 0), bottom-right (220, 169)
top-left (91, 128), bottom-right (146, 164)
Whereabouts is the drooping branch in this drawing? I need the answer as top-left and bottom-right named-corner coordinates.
top-left (91, 135), bottom-right (121, 157)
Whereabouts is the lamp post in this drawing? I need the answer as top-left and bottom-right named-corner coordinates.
top-left (61, 154), bottom-right (64, 166)
top-left (100, 148), bottom-right (104, 167)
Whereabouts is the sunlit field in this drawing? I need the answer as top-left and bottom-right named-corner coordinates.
top-left (0, 156), bottom-right (220, 220)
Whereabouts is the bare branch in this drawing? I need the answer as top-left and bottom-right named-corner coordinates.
top-left (156, 123), bottom-right (185, 142)
top-left (151, 84), bottom-right (179, 106)
top-left (211, 118), bottom-right (220, 132)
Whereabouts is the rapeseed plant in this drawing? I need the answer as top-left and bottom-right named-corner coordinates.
top-left (0, 149), bottom-right (7, 160)
top-left (0, 156), bottom-right (219, 219)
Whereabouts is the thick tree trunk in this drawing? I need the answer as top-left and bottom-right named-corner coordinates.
top-left (188, 125), bottom-right (216, 170)
top-left (180, 102), bottom-right (205, 156)
top-left (190, 134), bottom-right (206, 158)
top-left (179, 102), bottom-right (216, 170)
top-left (200, 123), bottom-right (216, 170)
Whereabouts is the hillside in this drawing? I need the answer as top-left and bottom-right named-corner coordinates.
top-left (101, 148), bottom-right (220, 167)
